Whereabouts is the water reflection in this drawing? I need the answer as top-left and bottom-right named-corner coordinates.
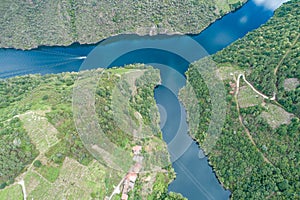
top-left (253, 0), bottom-right (290, 11)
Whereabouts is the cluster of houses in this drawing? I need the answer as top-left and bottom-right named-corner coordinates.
top-left (121, 145), bottom-right (143, 200)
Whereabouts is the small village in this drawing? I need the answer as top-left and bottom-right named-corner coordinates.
top-left (106, 145), bottom-right (143, 200)
top-left (121, 145), bottom-right (143, 200)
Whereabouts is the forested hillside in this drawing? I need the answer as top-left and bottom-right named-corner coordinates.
top-left (0, 0), bottom-right (245, 49)
top-left (180, 0), bottom-right (299, 199)
top-left (213, 0), bottom-right (300, 116)
top-left (0, 65), bottom-right (182, 199)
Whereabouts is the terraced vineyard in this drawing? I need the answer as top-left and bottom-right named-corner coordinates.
top-left (0, 65), bottom-right (180, 199)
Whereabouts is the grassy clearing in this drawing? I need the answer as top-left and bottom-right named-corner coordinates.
top-left (215, 0), bottom-right (245, 14)
top-left (238, 86), bottom-right (264, 108)
top-left (143, 136), bottom-right (170, 172)
top-left (19, 110), bottom-right (59, 153)
top-left (260, 104), bottom-right (294, 129)
top-left (283, 78), bottom-right (299, 91)
top-left (36, 165), bottom-right (60, 183)
top-left (24, 171), bottom-right (52, 199)
top-left (0, 184), bottom-right (23, 200)
top-left (108, 67), bottom-right (136, 74)
top-left (123, 69), bottom-right (146, 95)
top-left (216, 64), bottom-right (245, 80)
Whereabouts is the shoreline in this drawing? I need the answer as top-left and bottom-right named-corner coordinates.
top-left (177, 92), bottom-right (231, 193)
top-left (0, 1), bottom-right (247, 51)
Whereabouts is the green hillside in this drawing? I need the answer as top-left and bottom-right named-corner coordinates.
top-left (180, 0), bottom-right (299, 199)
top-left (0, 65), bottom-right (183, 199)
top-left (0, 0), bottom-right (245, 49)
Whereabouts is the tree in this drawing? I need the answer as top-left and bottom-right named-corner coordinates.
top-left (33, 160), bottom-right (42, 168)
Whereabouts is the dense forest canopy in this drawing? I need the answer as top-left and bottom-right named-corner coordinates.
top-left (0, 0), bottom-right (245, 49)
top-left (181, 0), bottom-right (299, 199)
top-left (213, 0), bottom-right (300, 117)
top-left (0, 0), bottom-right (298, 199)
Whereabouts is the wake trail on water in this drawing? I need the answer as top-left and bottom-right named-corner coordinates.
top-left (32, 49), bottom-right (82, 58)
top-left (3, 59), bottom-right (75, 69)
top-left (40, 59), bottom-right (81, 69)
top-left (0, 58), bottom-right (82, 78)
top-left (0, 68), bottom-right (38, 78)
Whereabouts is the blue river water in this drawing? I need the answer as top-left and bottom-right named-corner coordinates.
top-left (0, 0), bottom-right (286, 199)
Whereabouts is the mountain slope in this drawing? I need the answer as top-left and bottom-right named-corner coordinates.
top-left (180, 0), bottom-right (299, 199)
top-left (0, 0), bottom-right (245, 49)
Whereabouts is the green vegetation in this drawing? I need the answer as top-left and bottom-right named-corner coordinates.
top-left (238, 85), bottom-right (264, 108)
top-left (0, 65), bottom-right (178, 199)
top-left (95, 66), bottom-right (161, 149)
top-left (260, 104), bottom-right (294, 129)
top-left (18, 110), bottom-right (59, 153)
top-left (125, 170), bottom-right (184, 200)
top-left (36, 165), bottom-right (60, 183)
top-left (283, 78), bottom-right (299, 91)
top-left (215, 0), bottom-right (244, 15)
top-left (0, 0), bottom-right (245, 49)
top-left (213, 0), bottom-right (300, 117)
top-left (148, 172), bottom-right (187, 200)
top-left (33, 160), bottom-right (42, 168)
top-left (0, 184), bottom-right (23, 200)
top-left (0, 117), bottom-right (38, 188)
top-left (23, 158), bottom-right (117, 199)
top-left (180, 1), bottom-right (300, 199)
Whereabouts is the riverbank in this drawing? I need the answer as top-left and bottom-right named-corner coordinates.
top-left (0, 0), bottom-right (246, 50)
top-left (0, 1), bottom-right (290, 199)
top-left (0, 65), bottom-right (179, 199)
top-left (180, 0), bottom-right (299, 198)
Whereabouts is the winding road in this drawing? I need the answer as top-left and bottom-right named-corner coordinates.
top-left (108, 177), bottom-right (125, 200)
top-left (17, 179), bottom-right (27, 200)
top-left (236, 74), bottom-right (275, 100)
top-left (234, 73), bottom-right (273, 165)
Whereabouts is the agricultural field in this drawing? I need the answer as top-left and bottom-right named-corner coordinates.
top-left (23, 157), bottom-right (115, 199)
top-left (0, 184), bottom-right (23, 200)
top-left (0, 65), bottom-right (177, 199)
top-left (260, 104), bottom-right (294, 129)
top-left (18, 110), bottom-right (59, 153)
top-left (238, 85), bottom-right (264, 108)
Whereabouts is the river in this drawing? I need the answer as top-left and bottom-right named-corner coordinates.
top-left (0, 0), bottom-right (287, 199)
